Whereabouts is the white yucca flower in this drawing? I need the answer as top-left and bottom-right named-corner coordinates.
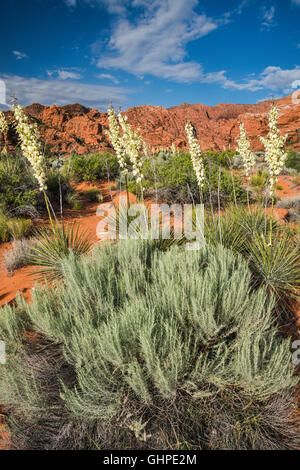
top-left (13, 104), bottom-right (47, 191)
top-left (260, 105), bottom-right (287, 191)
top-left (185, 121), bottom-right (205, 190)
top-left (237, 122), bottom-right (255, 179)
top-left (106, 106), bottom-right (128, 172)
top-left (0, 111), bottom-right (9, 155)
top-left (117, 112), bottom-right (144, 185)
top-left (0, 111), bottom-right (9, 137)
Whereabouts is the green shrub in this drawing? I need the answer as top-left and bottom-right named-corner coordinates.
top-left (0, 152), bottom-right (75, 215)
top-left (0, 211), bottom-right (33, 243)
top-left (0, 153), bottom-right (38, 213)
top-left (128, 152), bottom-right (246, 205)
top-left (250, 171), bottom-right (268, 190)
top-left (204, 150), bottom-right (238, 168)
top-left (45, 170), bottom-right (73, 209)
top-left (285, 150), bottom-right (300, 173)
top-left (65, 192), bottom-right (83, 210)
top-left (0, 241), bottom-right (298, 450)
top-left (67, 152), bottom-right (119, 182)
top-left (82, 188), bottom-right (103, 203)
top-left (6, 218), bottom-right (32, 240)
top-left (0, 212), bottom-right (10, 242)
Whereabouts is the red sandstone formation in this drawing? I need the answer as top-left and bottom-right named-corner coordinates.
top-left (2, 93), bottom-right (300, 155)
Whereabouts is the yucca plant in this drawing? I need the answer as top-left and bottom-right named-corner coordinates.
top-left (28, 221), bottom-right (92, 281)
top-left (204, 205), bottom-right (279, 254)
top-left (247, 233), bottom-right (300, 309)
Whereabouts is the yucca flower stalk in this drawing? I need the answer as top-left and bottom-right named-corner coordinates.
top-left (13, 104), bottom-right (47, 193)
top-left (237, 122), bottom-right (255, 209)
top-left (13, 103), bottom-right (91, 279)
top-left (260, 105), bottom-right (287, 192)
top-left (117, 112), bottom-right (145, 200)
top-left (106, 106), bottom-right (128, 173)
top-left (260, 105), bottom-right (288, 244)
top-left (0, 111), bottom-right (9, 155)
top-left (185, 121), bottom-right (205, 200)
top-left (106, 105), bottom-right (131, 207)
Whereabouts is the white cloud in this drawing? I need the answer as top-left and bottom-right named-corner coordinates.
top-left (97, 73), bottom-right (119, 84)
top-left (47, 69), bottom-right (82, 80)
top-left (0, 74), bottom-right (129, 110)
top-left (97, 0), bottom-right (220, 83)
top-left (223, 66), bottom-right (300, 92)
top-left (12, 50), bottom-right (28, 60)
top-left (260, 5), bottom-right (276, 30)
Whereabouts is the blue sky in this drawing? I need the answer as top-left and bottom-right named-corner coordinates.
top-left (1, 0), bottom-right (300, 110)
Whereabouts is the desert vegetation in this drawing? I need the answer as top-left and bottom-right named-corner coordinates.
top-left (0, 101), bottom-right (299, 450)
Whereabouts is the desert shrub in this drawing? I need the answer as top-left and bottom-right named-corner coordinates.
top-left (286, 209), bottom-right (300, 224)
top-left (0, 152), bottom-right (75, 214)
top-left (67, 152), bottom-right (119, 182)
top-left (203, 150), bottom-right (238, 168)
top-left (0, 211), bottom-right (33, 243)
top-left (82, 188), bottom-right (103, 203)
top-left (45, 170), bottom-right (74, 209)
top-left (276, 195), bottom-right (300, 209)
top-left (128, 152), bottom-right (246, 205)
top-left (285, 150), bottom-right (300, 173)
top-left (6, 218), bottom-right (32, 240)
top-left (250, 171), bottom-right (268, 190)
top-left (3, 239), bottom-right (36, 273)
top-left (65, 192), bottom-right (83, 210)
top-left (0, 212), bottom-right (10, 242)
top-left (0, 153), bottom-right (38, 213)
top-left (0, 241), bottom-right (298, 450)
top-left (28, 222), bottom-right (93, 281)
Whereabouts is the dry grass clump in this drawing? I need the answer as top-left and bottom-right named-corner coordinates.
top-left (276, 195), bottom-right (300, 209)
top-left (3, 239), bottom-right (36, 274)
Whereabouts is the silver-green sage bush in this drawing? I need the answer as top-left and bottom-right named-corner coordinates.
top-left (0, 240), bottom-right (298, 450)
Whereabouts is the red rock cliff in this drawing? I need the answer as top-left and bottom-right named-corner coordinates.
top-left (2, 94), bottom-right (300, 155)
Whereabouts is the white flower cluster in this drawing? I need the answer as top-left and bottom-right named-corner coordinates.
top-left (13, 104), bottom-right (47, 191)
top-left (106, 106), bottom-right (128, 172)
top-left (260, 105), bottom-right (287, 190)
top-left (117, 112), bottom-right (144, 185)
top-left (0, 111), bottom-right (9, 137)
top-left (185, 121), bottom-right (205, 190)
top-left (237, 122), bottom-right (256, 178)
